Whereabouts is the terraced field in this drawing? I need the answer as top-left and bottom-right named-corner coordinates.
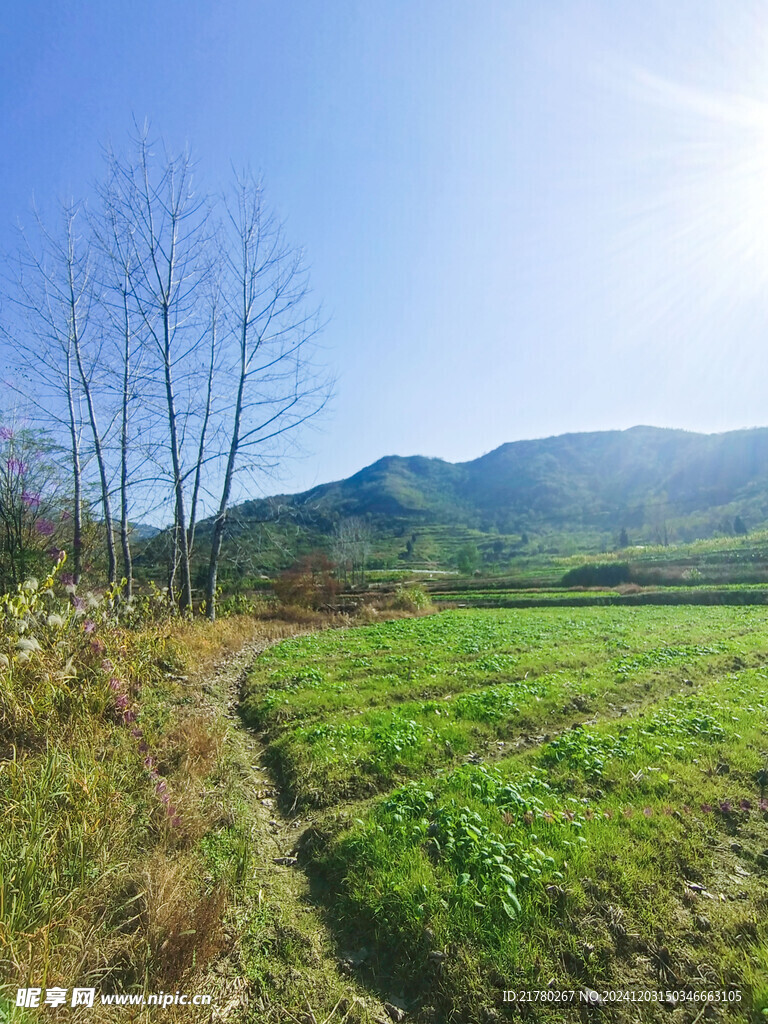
top-left (241, 608), bottom-right (768, 1022)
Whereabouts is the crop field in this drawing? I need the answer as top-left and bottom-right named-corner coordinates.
top-left (242, 607), bottom-right (768, 1022)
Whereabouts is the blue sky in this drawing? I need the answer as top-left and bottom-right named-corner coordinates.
top-left (3, 1), bottom-right (768, 496)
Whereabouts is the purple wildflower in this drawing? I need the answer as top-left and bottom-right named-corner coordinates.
top-left (35, 519), bottom-right (55, 536)
top-left (89, 639), bottom-right (105, 655)
top-left (114, 694), bottom-right (128, 710)
top-left (719, 800), bottom-right (733, 814)
top-left (22, 491), bottom-right (40, 510)
top-left (643, 806), bottom-right (653, 817)
top-left (622, 806), bottom-right (633, 818)
top-left (73, 596), bottom-right (86, 612)
top-left (143, 756), bottom-right (155, 770)
top-left (131, 727), bottom-right (143, 739)
top-left (83, 620), bottom-right (96, 634)
top-left (60, 572), bottom-right (75, 586)
top-left (701, 803), bottom-right (713, 813)
top-left (109, 678), bottom-right (122, 691)
top-left (155, 780), bottom-right (167, 794)
top-left (170, 815), bottom-right (182, 828)
top-left (47, 547), bottom-right (63, 561)
top-left (0, 426), bottom-right (14, 440)
top-left (61, 509), bottom-right (71, 521)
top-left (122, 710), bottom-right (136, 725)
top-left (101, 658), bottom-right (114, 672)
top-left (138, 741), bottom-right (149, 754)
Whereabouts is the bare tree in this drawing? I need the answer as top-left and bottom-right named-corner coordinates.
top-left (204, 173), bottom-right (330, 620)
top-left (4, 203), bottom-right (118, 583)
top-left (100, 129), bottom-right (213, 610)
top-left (332, 516), bottom-right (371, 586)
top-left (2, 130), bottom-right (331, 610)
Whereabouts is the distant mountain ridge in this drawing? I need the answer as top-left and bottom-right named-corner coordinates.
top-left (187, 426), bottom-right (768, 570)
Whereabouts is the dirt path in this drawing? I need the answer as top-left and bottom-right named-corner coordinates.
top-left (199, 633), bottom-right (394, 1024)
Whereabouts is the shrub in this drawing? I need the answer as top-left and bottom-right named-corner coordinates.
top-left (561, 562), bottom-right (631, 587)
top-left (384, 585), bottom-right (433, 613)
top-left (272, 552), bottom-right (339, 609)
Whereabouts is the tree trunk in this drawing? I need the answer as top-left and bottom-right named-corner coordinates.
top-left (206, 327), bottom-right (247, 621)
top-left (119, 291), bottom-right (133, 597)
top-left (163, 309), bottom-right (193, 611)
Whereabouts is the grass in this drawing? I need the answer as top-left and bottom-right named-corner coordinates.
top-left (0, 562), bottom-right (351, 1021)
top-left (242, 606), bottom-right (768, 1021)
top-left (242, 606), bottom-right (767, 808)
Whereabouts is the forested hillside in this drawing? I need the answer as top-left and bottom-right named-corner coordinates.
top-left (172, 426), bottom-right (768, 576)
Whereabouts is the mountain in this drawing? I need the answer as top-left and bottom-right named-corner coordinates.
top-left (148, 426), bottom-right (768, 577)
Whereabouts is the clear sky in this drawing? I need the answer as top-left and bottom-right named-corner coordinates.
top-left (3, 0), bottom-right (768, 496)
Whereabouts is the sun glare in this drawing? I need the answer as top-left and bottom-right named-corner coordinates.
top-left (628, 65), bottom-right (768, 301)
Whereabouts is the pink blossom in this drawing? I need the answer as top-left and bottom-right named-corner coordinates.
top-left (83, 620), bottom-right (96, 633)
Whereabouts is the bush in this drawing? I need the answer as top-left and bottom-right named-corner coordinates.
top-left (384, 585), bottom-right (433, 613)
top-left (272, 553), bottom-right (340, 609)
top-left (561, 563), bottom-right (631, 587)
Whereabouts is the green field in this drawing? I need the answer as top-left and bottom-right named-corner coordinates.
top-left (242, 607), bottom-right (768, 1022)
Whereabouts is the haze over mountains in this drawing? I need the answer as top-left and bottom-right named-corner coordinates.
top-left (184, 426), bottom-right (768, 571)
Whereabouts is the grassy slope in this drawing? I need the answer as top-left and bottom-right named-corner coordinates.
top-left (242, 608), bottom-right (768, 1022)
